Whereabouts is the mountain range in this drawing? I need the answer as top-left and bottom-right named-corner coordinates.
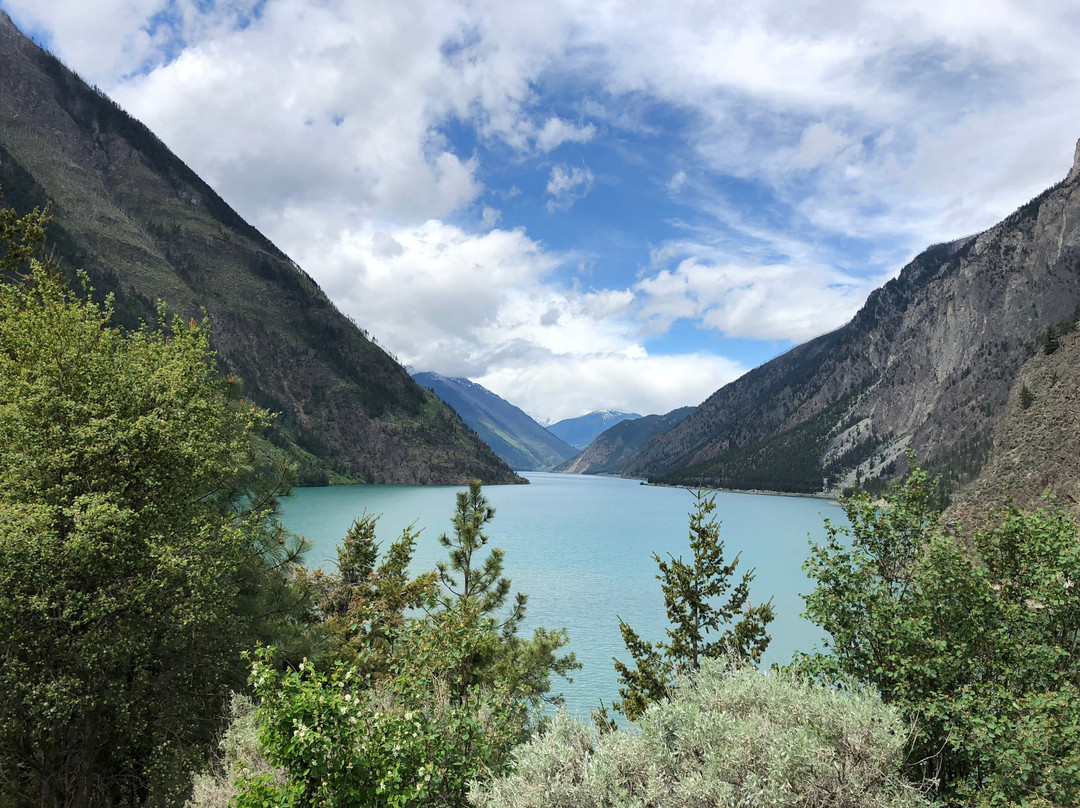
top-left (620, 143), bottom-right (1080, 494)
top-left (0, 11), bottom-right (519, 486)
top-left (546, 411), bottom-right (643, 450)
top-left (556, 408), bottom-right (693, 475)
top-left (411, 372), bottom-right (577, 471)
top-left (4, 10), bottom-right (1079, 499)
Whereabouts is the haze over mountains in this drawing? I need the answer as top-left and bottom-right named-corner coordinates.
top-left (546, 411), bottom-right (643, 450)
top-left (0, 11), bottom-right (519, 486)
top-left (411, 372), bottom-right (577, 471)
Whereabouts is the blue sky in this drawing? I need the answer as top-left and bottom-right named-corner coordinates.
top-left (3, 0), bottom-right (1079, 421)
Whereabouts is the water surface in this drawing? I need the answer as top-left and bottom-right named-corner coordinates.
top-left (280, 473), bottom-right (842, 717)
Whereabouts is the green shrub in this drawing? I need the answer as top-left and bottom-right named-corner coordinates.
top-left (472, 661), bottom-right (930, 808)
top-left (802, 459), bottom-right (1080, 805)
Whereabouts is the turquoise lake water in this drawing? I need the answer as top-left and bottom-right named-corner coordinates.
top-left (279, 472), bottom-right (843, 718)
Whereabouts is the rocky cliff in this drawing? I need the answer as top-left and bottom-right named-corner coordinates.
top-left (945, 318), bottom-right (1080, 526)
top-left (626, 143), bottom-right (1080, 494)
top-left (0, 12), bottom-right (521, 485)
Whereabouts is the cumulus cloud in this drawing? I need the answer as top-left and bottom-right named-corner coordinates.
top-left (476, 351), bottom-right (746, 424)
top-left (545, 164), bottom-right (595, 211)
top-left (635, 258), bottom-right (877, 342)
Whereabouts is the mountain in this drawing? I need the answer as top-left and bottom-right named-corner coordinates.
top-left (944, 314), bottom-right (1080, 527)
top-left (547, 411), bottom-right (643, 450)
top-left (411, 372), bottom-right (578, 470)
top-left (0, 12), bottom-right (521, 486)
top-left (625, 141), bottom-right (1080, 494)
top-left (557, 407), bottom-right (694, 475)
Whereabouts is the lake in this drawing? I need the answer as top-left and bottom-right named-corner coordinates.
top-left (279, 472), bottom-right (843, 718)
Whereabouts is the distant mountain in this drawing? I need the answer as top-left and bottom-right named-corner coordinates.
top-left (412, 373), bottom-right (578, 470)
top-left (547, 411), bottom-right (643, 450)
top-left (0, 11), bottom-right (521, 486)
top-left (945, 315), bottom-right (1080, 527)
top-left (625, 140), bottom-right (1080, 494)
top-left (558, 407), bottom-right (694, 475)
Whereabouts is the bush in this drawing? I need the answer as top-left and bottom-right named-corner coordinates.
top-left (472, 660), bottom-right (930, 808)
top-left (802, 459), bottom-right (1080, 805)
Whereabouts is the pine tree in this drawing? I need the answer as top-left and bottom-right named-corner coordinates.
top-left (613, 488), bottom-right (775, 719)
top-left (1043, 325), bottom-right (1060, 355)
top-left (1019, 383), bottom-right (1035, 410)
top-left (434, 480), bottom-right (579, 707)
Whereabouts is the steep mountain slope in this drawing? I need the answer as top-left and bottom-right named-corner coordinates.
top-left (944, 316), bottom-right (1080, 526)
top-left (548, 411), bottom-right (643, 450)
top-left (0, 12), bottom-right (520, 486)
top-left (558, 407), bottom-right (693, 475)
top-left (626, 141), bottom-right (1080, 493)
top-left (412, 372), bottom-right (578, 470)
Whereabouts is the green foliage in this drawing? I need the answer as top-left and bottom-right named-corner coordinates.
top-left (1042, 324), bottom-right (1060, 355)
top-left (227, 483), bottom-right (578, 807)
top-left (235, 633), bottom-right (527, 808)
top-left (614, 488), bottom-right (774, 720)
top-left (472, 660), bottom-right (931, 808)
top-left (434, 481), bottom-right (579, 709)
top-left (305, 512), bottom-right (437, 673)
top-left (801, 458), bottom-right (1080, 805)
top-left (0, 207), bottom-right (306, 806)
top-left (662, 402), bottom-right (847, 493)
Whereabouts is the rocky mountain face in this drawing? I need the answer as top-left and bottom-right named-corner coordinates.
top-left (626, 142), bottom-right (1080, 494)
top-left (558, 407), bottom-right (693, 475)
top-left (0, 12), bottom-right (521, 486)
top-left (412, 372), bottom-right (578, 471)
top-left (945, 318), bottom-right (1080, 527)
top-left (547, 411), bottom-right (643, 450)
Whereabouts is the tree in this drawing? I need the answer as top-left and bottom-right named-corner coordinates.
top-left (1043, 324), bottom-right (1061, 354)
top-left (0, 204), bottom-right (303, 807)
top-left (306, 512), bottom-right (437, 673)
top-left (1019, 382), bottom-right (1035, 409)
top-left (801, 459), bottom-right (1080, 805)
top-left (434, 480), bottom-right (579, 709)
top-left (225, 482), bottom-right (579, 808)
top-left (613, 487), bottom-right (775, 720)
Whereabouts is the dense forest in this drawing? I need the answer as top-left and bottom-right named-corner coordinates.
top-left (3, 204), bottom-right (1080, 807)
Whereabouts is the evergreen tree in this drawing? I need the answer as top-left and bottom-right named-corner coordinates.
top-left (435, 480), bottom-right (579, 708)
top-left (1043, 324), bottom-right (1060, 354)
top-left (1019, 383), bottom-right (1035, 410)
top-left (308, 512), bottom-right (437, 672)
top-left (613, 488), bottom-right (775, 719)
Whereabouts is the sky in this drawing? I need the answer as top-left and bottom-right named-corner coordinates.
top-left (3, 0), bottom-right (1079, 423)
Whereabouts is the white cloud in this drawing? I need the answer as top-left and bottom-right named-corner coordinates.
top-left (791, 123), bottom-right (855, 171)
top-left (667, 170), bottom-right (687, 192)
top-left (635, 258), bottom-right (877, 342)
top-left (545, 164), bottom-right (594, 211)
top-left (477, 351), bottom-right (746, 423)
top-left (9, 0), bottom-right (1080, 422)
top-left (535, 116), bottom-right (596, 152)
